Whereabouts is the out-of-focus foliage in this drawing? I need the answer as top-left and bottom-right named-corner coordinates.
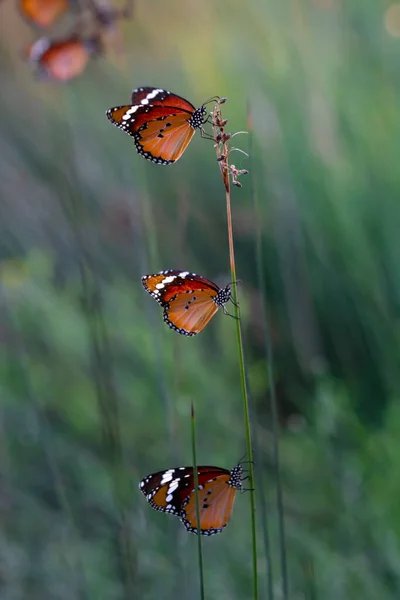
top-left (2, 0), bottom-right (400, 598)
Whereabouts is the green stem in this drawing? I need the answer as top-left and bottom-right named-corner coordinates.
top-left (225, 183), bottom-right (258, 600)
top-left (213, 99), bottom-right (258, 596)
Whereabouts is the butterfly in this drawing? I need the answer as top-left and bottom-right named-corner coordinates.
top-left (141, 269), bottom-right (235, 336)
top-left (26, 36), bottom-right (101, 81)
top-left (139, 464), bottom-right (243, 535)
top-left (106, 87), bottom-right (211, 164)
top-left (19, 0), bottom-right (69, 28)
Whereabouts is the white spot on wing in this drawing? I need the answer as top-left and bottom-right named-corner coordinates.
top-left (162, 275), bottom-right (177, 284)
top-left (179, 271), bottom-right (190, 278)
top-left (145, 88), bottom-right (164, 101)
top-left (167, 480), bottom-right (179, 494)
top-left (160, 470), bottom-right (175, 485)
top-left (122, 106), bottom-right (140, 120)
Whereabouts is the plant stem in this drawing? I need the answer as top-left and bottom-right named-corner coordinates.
top-left (213, 100), bottom-right (258, 599)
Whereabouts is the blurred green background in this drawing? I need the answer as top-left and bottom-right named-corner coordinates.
top-left (3, 0), bottom-right (400, 598)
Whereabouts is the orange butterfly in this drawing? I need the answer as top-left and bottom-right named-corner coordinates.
top-left (19, 0), bottom-right (69, 28)
top-left (106, 87), bottom-right (212, 164)
top-left (26, 36), bottom-right (101, 81)
top-left (139, 464), bottom-right (243, 535)
top-left (142, 269), bottom-right (236, 336)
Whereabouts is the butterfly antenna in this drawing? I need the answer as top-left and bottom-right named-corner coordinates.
top-left (237, 452), bottom-right (249, 465)
top-left (228, 279), bottom-right (242, 287)
top-left (203, 95), bottom-right (220, 107)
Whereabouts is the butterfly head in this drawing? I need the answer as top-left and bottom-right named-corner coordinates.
top-left (229, 464), bottom-right (243, 490)
top-left (215, 284), bottom-right (232, 307)
top-left (189, 105), bottom-right (208, 130)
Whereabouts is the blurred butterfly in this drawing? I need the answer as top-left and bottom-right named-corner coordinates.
top-left (19, 0), bottom-right (69, 28)
top-left (106, 87), bottom-right (213, 164)
top-left (139, 464), bottom-right (243, 535)
top-left (25, 36), bottom-right (101, 82)
top-left (141, 269), bottom-right (236, 336)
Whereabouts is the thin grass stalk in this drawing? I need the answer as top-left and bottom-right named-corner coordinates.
top-left (211, 99), bottom-right (258, 599)
top-left (301, 555), bottom-right (317, 600)
top-left (247, 104), bottom-right (288, 600)
top-left (190, 402), bottom-right (205, 600)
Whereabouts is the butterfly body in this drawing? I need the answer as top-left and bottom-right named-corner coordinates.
top-left (106, 87), bottom-right (208, 164)
top-left (139, 464), bottom-right (243, 535)
top-left (141, 269), bottom-right (232, 335)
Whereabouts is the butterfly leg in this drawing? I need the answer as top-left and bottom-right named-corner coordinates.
top-left (222, 306), bottom-right (240, 320)
top-left (200, 127), bottom-right (214, 141)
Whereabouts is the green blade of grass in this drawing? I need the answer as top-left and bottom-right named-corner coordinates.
top-left (212, 99), bottom-right (258, 600)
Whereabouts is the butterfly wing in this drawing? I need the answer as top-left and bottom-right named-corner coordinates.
top-left (139, 467), bottom-right (193, 516)
top-left (135, 112), bottom-right (196, 164)
top-left (106, 104), bottom-right (181, 135)
top-left (142, 270), bottom-right (220, 304)
top-left (139, 466), bottom-right (228, 515)
top-left (164, 290), bottom-right (219, 336)
top-left (180, 466), bottom-right (242, 535)
top-left (131, 87), bottom-right (197, 113)
top-left (20, 0), bottom-right (67, 27)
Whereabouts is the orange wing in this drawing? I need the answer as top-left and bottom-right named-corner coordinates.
top-left (180, 475), bottom-right (238, 535)
top-left (164, 290), bottom-right (219, 336)
top-left (106, 105), bottom-right (186, 135)
top-left (135, 113), bottom-right (195, 164)
top-left (20, 0), bottom-right (68, 27)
